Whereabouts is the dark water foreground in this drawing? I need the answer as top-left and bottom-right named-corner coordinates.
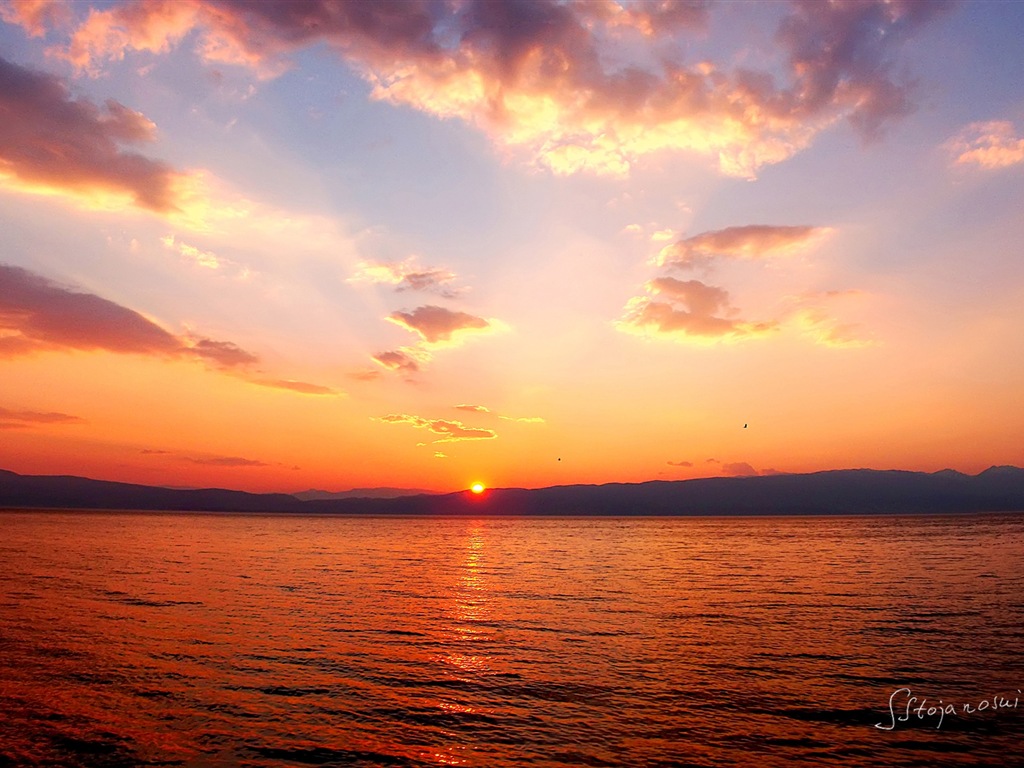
top-left (1, 512), bottom-right (1022, 767)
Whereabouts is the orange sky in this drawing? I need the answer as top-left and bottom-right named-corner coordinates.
top-left (2, 1), bottom-right (1023, 492)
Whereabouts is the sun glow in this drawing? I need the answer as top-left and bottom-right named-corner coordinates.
top-left (470, 482), bottom-right (485, 494)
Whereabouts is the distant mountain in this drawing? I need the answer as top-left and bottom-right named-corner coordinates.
top-left (2, 467), bottom-right (1023, 516)
top-left (292, 487), bottom-right (437, 501)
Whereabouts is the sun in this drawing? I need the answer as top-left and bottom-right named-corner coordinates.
top-left (470, 482), bottom-right (485, 494)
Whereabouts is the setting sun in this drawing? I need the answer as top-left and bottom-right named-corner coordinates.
top-left (470, 483), bottom-right (485, 494)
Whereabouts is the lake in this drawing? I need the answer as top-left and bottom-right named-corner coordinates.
top-left (1, 511), bottom-right (1022, 766)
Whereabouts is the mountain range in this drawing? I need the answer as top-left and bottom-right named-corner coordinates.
top-left (2, 466), bottom-right (1024, 516)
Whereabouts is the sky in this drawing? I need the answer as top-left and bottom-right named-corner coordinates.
top-left (1, 0), bottom-right (1023, 494)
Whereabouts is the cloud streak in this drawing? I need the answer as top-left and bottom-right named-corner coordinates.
top-left (188, 456), bottom-right (269, 467)
top-left (21, 0), bottom-right (950, 178)
top-left (0, 405), bottom-right (83, 429)
top-left (252, 379), bottom-right (338, 396)
top-left (375, 413), bottom-right (497, 443)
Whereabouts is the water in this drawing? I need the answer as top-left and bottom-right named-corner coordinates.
top-left (1, 511), bottom-right (1023, 767)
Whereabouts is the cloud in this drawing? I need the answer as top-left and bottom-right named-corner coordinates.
top-left (386, 305), bottom-right (492, 344)
top-left (618, 277), bottom-right (776, 343)
top-left (375, 413), bottom-right (497, 443)
top-left (721, 461), bottom-right (758, 477)
top-left (26, 1), bottom-right (949, 178)
top-left (498, 415), bottom-right (546, 424)
top-left (372, 348), bottom-right (424, 373)
top-left (349, 257), bottom-right (459, 297)
top-left (581, 0), bottom-right (709, 37)
top-left (0, 264), bottom-right (281, 374)
top-left (251, 379), bottom-right (338, 395)
top-left (0, 405), bottom-right (83, 429)
top-left (161, 234), bottom-right (228, 270)
top-left (455, 404), bottom-right (490, 413)
top-left (0, 57), bottom-right (350, 240)
top-left (783, 290), bottom-right (874, 348)
top-left (667, 460), bottom-right (693, 467)
top-left (140, 448), bottom-right (172, 455)
top-left (947, 121), bottom-right (1024, 169)
top-left (187, 338), bottom-right (258, 368)
top-left (0, 0), bottom-right (73, 36)
top-left (454, 404), bottom-right (543, 422)
top-left (0, 54), bottom-right (183, 212)
top-left (656, 225), bottom-right (830, 269)
top-left (1, 263), bottom-right (184, 358)
top-left (188, 456), bottom-right (269, 467)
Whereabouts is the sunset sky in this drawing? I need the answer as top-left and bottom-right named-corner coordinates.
top-left (2, 0), bottom-right (1023, 493)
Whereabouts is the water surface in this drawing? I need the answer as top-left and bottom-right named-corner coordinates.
top-left (1, 512), bottom-right (1022, 766)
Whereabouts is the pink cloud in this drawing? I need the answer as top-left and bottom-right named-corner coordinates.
top-left (188, 338), bottom-right (259, 368)
top-left (1, 0), bottom-right (72, 36)
top-left (656, 225), bottom-right (829, 269)
top-left (24, 1), bottom-right (949, 178)
top-left (372, 349), bottom-right (421, 373)
top-left (0, 54), bottom-right (181, 211)
top-left (0, 263), bottom-right (264, 368)
top-left (948, 121), bottom-right (1024, 169)
top-left (0, 264), bottom-right (183, 358)
top-left (619, 277), bottom-right (776, 342)
top-left (387, 305), bottom-right (491, 344)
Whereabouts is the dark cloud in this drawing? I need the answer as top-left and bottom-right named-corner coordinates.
top-left (667, 459), bottom-right (693, 467)
top-left (778, 0), bottom-right (952, 140)
top-left (0, 54), bottom-right (180, 210)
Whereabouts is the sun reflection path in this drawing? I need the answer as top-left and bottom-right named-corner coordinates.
top-left (435, 525), bottom-right (494, 685)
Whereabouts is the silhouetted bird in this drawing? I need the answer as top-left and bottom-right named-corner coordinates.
top-left (743, 423), bottom-right (748, 428)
